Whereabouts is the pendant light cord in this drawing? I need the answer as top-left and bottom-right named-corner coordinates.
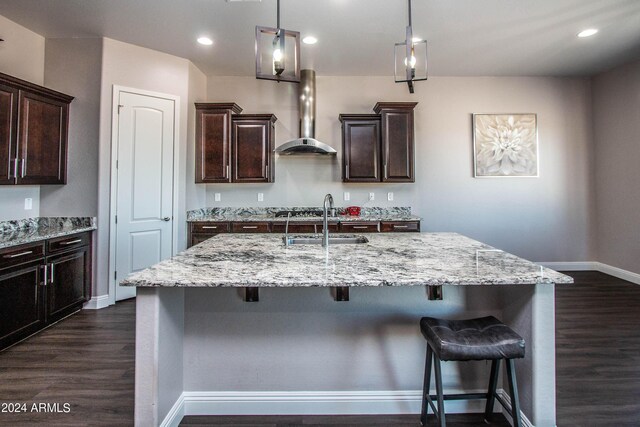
top-left (408, 0), bottom-right (412, 27)
top-left (277, 0), bottom-right (281, 29)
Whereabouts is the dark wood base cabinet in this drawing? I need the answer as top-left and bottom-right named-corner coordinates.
top-left (0, 232), bottom-right (92, 351)
top-left (188, 220), bottom-right (419, 248)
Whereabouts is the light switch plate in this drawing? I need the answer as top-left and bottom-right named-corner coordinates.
top-left (387, 192), bottom-right (394, 201)
top-left (369, 192), bottom-right (375, 201)
top-left (343, 192), bottom-right (350, 201)
top-left (214, 193), bottom-right (221, 202)
top-left (257, 193), bottom-right (264, 202)
top-left (24, 198), bottom-right (32, 210)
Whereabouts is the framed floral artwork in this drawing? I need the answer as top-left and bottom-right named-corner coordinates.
top-left (473, 113), bottom-right (538, 177)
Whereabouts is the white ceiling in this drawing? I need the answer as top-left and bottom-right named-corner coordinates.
top-left (1, 0), bottom-right (639, 77)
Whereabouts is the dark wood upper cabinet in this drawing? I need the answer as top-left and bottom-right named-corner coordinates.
top-left (0, 72), bottom-right (72, 186)
top-left (195, 103), bottom-right (242, 183)
top-left (17, 91), bottom-right (69, 185)
top-left (195, 104), bottom-right (276, 184)
top-left (0, 83), bottom-right (18, 185)
top-left (340, 102), bottom-right (417, 183)
top-left (340, 114), bottom-right (381, 182)
top-left (374, 102), bottom-right (417, 182)
top-left (232, 115), bottom-right (276, 183)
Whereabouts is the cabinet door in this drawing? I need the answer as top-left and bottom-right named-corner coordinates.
top-left (380, 109), bottom-right (415, 182)
top-left (232, 119), bottom-right (272, 183)
top-left (0, 83), bottom-right (18, 185)
top-left (47, 246), bottom-right (89, 323)
top-left (342, 119), bottom-right (381, 182)
top-left (16, 90), bottom-right (68, 185)
top-left (196, 108), bottom-right (232, 183)
top-left (0, 261), bottom-right (45, 350)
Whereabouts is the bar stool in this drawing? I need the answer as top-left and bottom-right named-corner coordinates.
top-left (419, 316), bottom-right (525, 427)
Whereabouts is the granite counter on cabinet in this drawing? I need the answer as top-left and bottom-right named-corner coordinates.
top-left (186, 206), bottom-right (421, 223)
top-left (122, 232), bottom-right (572, 288)
top-left (0, 217), bottom-right (97, 250)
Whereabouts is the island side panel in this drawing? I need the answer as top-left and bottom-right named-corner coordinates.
top-left (502, 284), bottom-right (556, 426)
top-left (135, 288), bottom-right (185, 427)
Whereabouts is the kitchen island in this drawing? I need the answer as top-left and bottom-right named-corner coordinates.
top-left (123, 233), bottom-right (572, 427)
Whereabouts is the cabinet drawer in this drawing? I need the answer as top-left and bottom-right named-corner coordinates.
top-left (380, 221), bottom-right (420, 232)
top-left (271, 222), bottom-right (339, 233)
top-left (231, 222), bottom-right (271, 233)
top-left (339, 221), bottom-right (380, 233)
top-left (47, 232), bottom-right (91, 254)
top-left (191, 222), bottom-right (231, 234)
top-left (0, 242), bottom-right (45, 269)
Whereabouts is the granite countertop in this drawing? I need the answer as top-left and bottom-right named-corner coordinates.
top-left (122, 232), bottom-right (573, 288)
top-left (186, 207), bottom-right (421, 223)
top-left (0, 217), bottom-right (97, 250)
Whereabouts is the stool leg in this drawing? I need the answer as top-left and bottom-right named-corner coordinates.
top-left (433, 354), bottom-right (446, 427)
top-left (506, 359), bottom-right (522, 427)
top-left (484, 359), bottom-right (500, 422)
top-left (421, 346), bottom-right (433, 426)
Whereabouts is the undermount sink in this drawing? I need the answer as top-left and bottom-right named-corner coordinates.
top-left (283, 235), bottom-right (369, 245)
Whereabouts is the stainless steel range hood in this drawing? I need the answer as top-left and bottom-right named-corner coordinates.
top-left (275, 69), bottom-right (337, 155)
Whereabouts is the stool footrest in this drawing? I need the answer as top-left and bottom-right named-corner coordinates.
top-left (429, 392), bottom-right (488, 401)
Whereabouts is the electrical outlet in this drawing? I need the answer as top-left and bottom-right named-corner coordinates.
top-left (344, 192), bottom-right (350, 201)
top-left (387, 192), bottom-right (394, 201)
top-left (24, 198), bottom-right (32, 210)
top-left (214, 193), bottom-right (221, 202)
top-left (369, 192), bottom-right (375, 201)
top-left (257, 193), bottom-right (264, 202)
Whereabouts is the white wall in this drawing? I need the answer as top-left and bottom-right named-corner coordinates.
top-left (205, 75), bottom-right (596, 263)
top-left (96, 38), bottom-right (203, 298)
top-left (593, 59), bottom-right (640, 275)
top-left (42, 38), bottom-right (102, 217)
top-left (0, 14), bottom-right (44, 220)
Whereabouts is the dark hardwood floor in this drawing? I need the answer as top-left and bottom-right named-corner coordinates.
top-left (556, 271), bottom-right (640, 426)
top-left (0, 271), bottom-right (638, 426)
top-left (0, 298), bottom-right (135, 426)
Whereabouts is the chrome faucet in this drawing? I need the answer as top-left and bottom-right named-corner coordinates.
top-left (284, 212), bottom-right (292, 246)
top-left (322, 193), bottom-right (334, 247)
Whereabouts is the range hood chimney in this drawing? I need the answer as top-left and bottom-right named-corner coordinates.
top-left (275, 69), bottom-right (337, 155)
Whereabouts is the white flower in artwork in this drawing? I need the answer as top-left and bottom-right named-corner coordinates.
top-left (474, 114), bottom-right (538, 177)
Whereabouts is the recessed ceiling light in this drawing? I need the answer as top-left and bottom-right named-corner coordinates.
top-left (577, 29), bottom-right (598, 38)
top-left (197, 36), bottom-right (213, 45)
top-left (302, 36), bottom-right (318, 45)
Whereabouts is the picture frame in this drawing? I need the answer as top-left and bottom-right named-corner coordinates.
top-left (473, 113), bottom-right (538, 177)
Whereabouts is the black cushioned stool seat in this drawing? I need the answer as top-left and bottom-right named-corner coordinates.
top-left (419, 316), bottom-right (525, 427)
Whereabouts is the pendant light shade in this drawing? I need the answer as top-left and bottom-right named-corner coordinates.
top-left (394, 0), bottom-right (427, 93)
top-left (255, 0), bottom-right (300, 83)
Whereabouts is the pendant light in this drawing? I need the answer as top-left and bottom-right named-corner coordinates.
top-left (255, 0), bottom-right (301, 83)
top-left (394, 0), bottom-right (427, 93)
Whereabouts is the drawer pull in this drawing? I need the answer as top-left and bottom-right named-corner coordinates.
top-left (3, 250), bottom-right (33, 259)
top-left (202, 226), bottom-right (218, 229)
top-left (242, 226), bottom-right (258, 229)
top-left (393, 225), bottom-right (409, 229)
top-left (352, 226), bottom-right (370, 229)
top-left (60, 239), bottom-right (83, 246)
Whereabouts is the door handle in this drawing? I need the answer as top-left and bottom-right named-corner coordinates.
top-left (162, 217), bottom-right (171, 222)
top-left (20, 158), bottom-right (26, 178)
top-left (50, 263), bottom-right (55, 285)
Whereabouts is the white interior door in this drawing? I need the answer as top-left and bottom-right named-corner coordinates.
top-left (115, 91), bottom-right (175, 301)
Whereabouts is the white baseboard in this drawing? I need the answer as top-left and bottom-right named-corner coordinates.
top-left (540, 261), bottom-right (640, 286)
top-left (83, 294), bottom-right (110, 310)
top-left (595, 262), bottom-right (640, 285)
top-left (160, 393), bottom-right (185, 427)
top-left (161, 389), bottom-right (533, 426)
top-left (497, 389), bottom-right (534, 427)
top-left (538, 261), bottom-right (599, 271)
